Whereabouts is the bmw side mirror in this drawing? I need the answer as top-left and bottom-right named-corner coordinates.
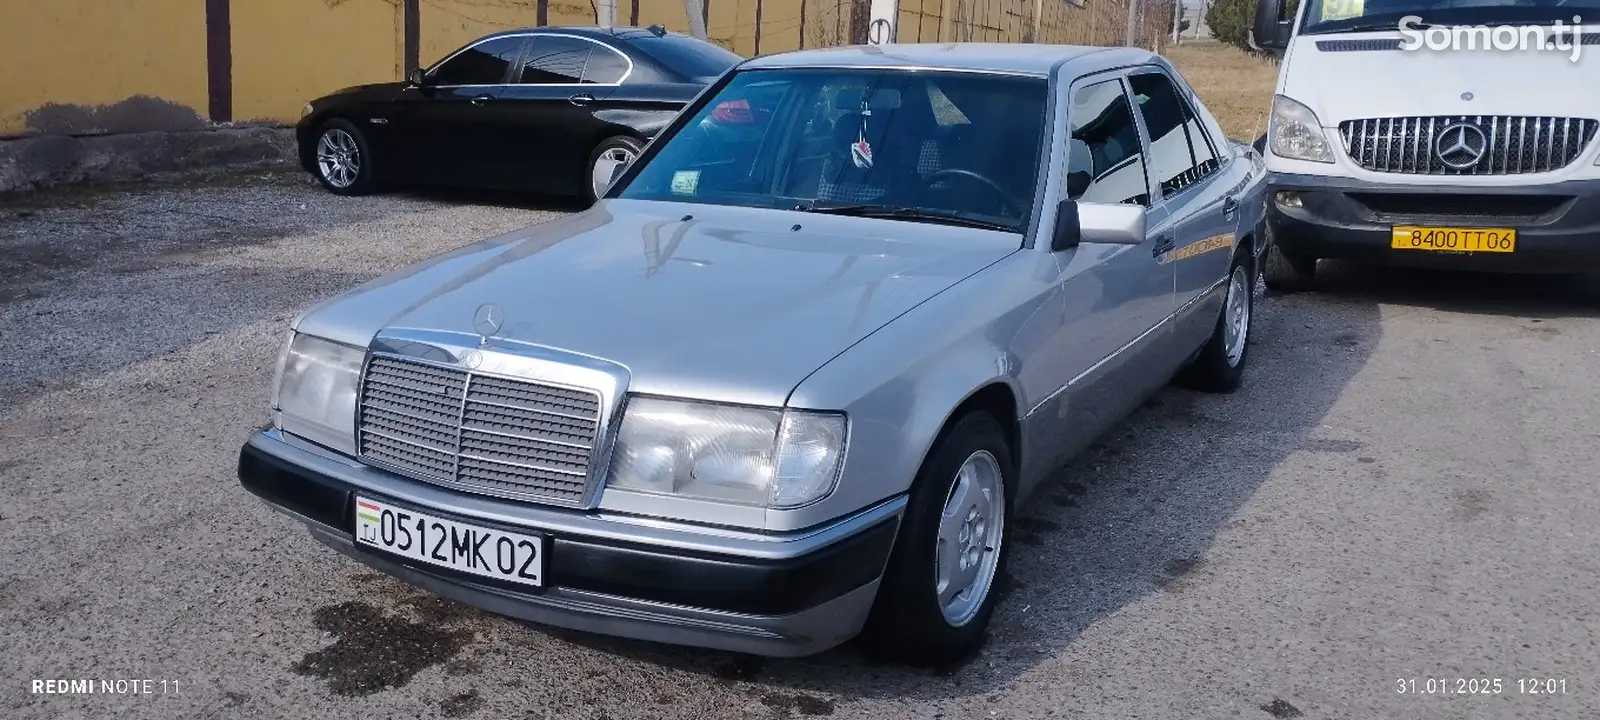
top-left (1053, 199), bottom-right (1146, 251)
top-left (1251, 0), bottom-right (1292, 53)
top-left (407, 68), bottom-right (427, 86)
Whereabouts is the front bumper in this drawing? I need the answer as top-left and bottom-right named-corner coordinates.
top-left (1266, 173), bottom-right (1600, 272)
top-left (237, 429), bottom-right (902, 657)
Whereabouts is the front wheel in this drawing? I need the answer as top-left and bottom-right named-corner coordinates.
top-left (311, 119), bottom-right (375, 196)
top-left (586, 135), bottom-right (644, 205)
top-left (1176, 248), bottom-right (1255, 393)
top-left (858, 411), bottom-right (1013, 667)
top-left (1261, 236), bottom-right (1317, 292)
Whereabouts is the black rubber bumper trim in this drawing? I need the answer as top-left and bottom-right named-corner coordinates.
top-left (1265, 173), bottom-right (1600, 271)
top-left (237, 442), bottom-right (897, 616)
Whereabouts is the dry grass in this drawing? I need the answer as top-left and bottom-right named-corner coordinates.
top-left (1164, 39), bottom-right (1280, 142)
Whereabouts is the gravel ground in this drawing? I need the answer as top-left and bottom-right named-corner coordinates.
top-left (2, 170), bottom-right (1597, 720)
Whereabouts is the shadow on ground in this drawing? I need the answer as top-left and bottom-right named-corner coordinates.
top-left (485, 261), bottom-right (1596, 706)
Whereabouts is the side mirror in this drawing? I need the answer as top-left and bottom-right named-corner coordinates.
top-left (406, 68), bottom-right (427, 86)
top-left (1251, 0), bottom-right (1293, 53)
top-left (1051, 199), bottom-right (1146, 251)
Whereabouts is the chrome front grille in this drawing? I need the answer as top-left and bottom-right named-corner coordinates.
top-left (1339, 116), bottom-right (1598, 175)
top-left (357, 354), bottom-right (603, 506)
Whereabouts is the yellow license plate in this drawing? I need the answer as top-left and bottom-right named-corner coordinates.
top-left (1391, 226), bottom-right (1516, 253)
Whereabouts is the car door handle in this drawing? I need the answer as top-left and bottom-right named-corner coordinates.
top-left (1152, 235), bottom-right (1175, 257)
top-left (1222, 196), bottom-right (1239, 218)
top-left (469, 94), bottom-right (494, 106)
top-left (569, 93), bottom-right (595, 106)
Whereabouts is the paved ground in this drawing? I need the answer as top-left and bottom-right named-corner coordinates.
top-left (3, 170), bottom-right (1597, 720)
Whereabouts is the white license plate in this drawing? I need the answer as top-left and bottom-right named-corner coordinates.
top-left (354, 496), bottom-right (544, 588)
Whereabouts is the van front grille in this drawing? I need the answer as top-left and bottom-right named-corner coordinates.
top-left (1339, 116), bottom-right (1598, 175)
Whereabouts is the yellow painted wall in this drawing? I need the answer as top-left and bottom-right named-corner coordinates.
top-left (0, 0), bottom-right (208, 136)
top-left (0, 0), bottom-right (1169, 136)
top-left (232, 0), bottom-right (403, 123)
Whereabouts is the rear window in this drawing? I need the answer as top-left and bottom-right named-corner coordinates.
top-left (630, 34), bottom-right (741, 80)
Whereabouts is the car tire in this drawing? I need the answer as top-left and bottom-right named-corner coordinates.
top-left (1176, 247), bottom-right (1255, 394)
top-left (858, 410), bottom-right (1014, 668)
top-left (585, 135), bottom-right (644, 206)
top-left (1261, 233), bottom-right (1317, 293)
top-left (311, 118), bottom-right (375, 196)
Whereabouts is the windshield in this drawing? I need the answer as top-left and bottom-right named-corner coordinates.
top-left (631, 34), bottom-right (743, 80)
top-left (1302, 0), bottom-right (1600, 34)
top-left (615, 68), bottom-right (1049, 232)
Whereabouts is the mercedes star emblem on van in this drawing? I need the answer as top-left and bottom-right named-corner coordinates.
top-left (1435, 122), bottom-right (1488, 169)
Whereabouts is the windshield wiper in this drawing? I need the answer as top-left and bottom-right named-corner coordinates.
top-left (792, 201), bottom-right (1017, 232)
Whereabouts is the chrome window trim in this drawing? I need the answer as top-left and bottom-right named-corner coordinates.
top-left (739, 63), bottom-right (1048, 79)
top-left (425, 31), bottom-right (635, 89)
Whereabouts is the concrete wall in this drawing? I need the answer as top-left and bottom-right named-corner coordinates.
top-left (0, 0), bottom-right (1173, 138)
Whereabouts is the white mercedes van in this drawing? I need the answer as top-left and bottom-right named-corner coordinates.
top-left (1249, 0), bottom-right (1600, 290)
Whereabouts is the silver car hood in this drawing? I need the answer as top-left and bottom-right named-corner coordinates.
top-left (294, 199), bottom-right (1020, 406)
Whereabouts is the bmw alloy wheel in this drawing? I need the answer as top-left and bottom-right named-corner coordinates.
top-left (935, 450), bottom-right (1005, 627)
top-left (316, 129), bottom-right (361, 189)
top-left (591, 146), bottom-right (637, 200)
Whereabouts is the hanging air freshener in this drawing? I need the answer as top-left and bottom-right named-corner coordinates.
top-left (851, 106), bottom-right (874, 169)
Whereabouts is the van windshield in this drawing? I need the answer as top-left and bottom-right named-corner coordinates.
top-left (1301, 0), bottom-right (1600, 35)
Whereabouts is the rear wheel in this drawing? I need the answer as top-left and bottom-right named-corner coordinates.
top-left (859, 411), bottom-right (1013, 667)
top-left (312, 119), bottom-right (374, 196)
top-left (1176, 248), bottom-right (1255, 393)
top-left (586, 135), bottom-right (643, 205)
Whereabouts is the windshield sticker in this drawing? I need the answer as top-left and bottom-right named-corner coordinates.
top-left (1320, 0), bottom-right (1363, 22)
top-left (670, 170), bottom-right (700, 195)
top-left (851, 109), bottom-right (874, 169)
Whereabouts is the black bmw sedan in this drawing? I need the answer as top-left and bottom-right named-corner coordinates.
top-left (296, 25), bottom-right (742, 204)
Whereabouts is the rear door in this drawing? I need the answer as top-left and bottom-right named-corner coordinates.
top-left (493, 34), bottom-right (619, 194)
top-left (1127, 69), bottom-right (1239, 352)
top-left (389, 35), bottom-right (525, 186)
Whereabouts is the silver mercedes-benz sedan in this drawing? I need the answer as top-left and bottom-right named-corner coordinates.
top-left (239, 42), bottom-right (1269, 666)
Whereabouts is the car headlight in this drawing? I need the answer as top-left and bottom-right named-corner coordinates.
top-left (301, 103), bottom-right (314, 118)
top-left (1269, 95), bottom-right (1334, 163)
top-left (274, 332), bottom-right (364, 454)
top-left (606, 397), bottom-right (847, 508)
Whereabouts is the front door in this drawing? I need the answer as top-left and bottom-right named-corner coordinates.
top-left (1028, 73), bottom-right (1177, 473)
top-left (389, 35), bottom-right (526, 187)
top-left (493, 34), bottom-right (627, 195)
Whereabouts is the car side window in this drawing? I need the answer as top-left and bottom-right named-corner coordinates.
top-left (519, 36), bottom-right (591, 84)
top-left (430, 36), bottom-right (524, 86)
top-left (1066, 78), bottom-right (1150, 207)
top-left (581, 46), bottom-right (630, 84)
top-left (1128, 71), bottom-right (1213, 199)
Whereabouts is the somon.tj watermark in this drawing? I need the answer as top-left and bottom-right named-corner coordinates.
top-left (1399, 16), bottom-right (1585, 61)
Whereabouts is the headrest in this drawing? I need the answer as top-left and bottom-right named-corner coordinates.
top-left (1068, 138), bottom-right (1093, 174)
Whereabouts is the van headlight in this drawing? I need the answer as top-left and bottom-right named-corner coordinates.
top-left (274, 332), bottom-right (364, 454)
top-left (1269, 95), bottom-right (1334, 163)
top-left (606, 397), bottom-right (847, 508)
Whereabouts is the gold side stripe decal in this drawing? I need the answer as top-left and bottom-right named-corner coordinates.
top-left (1158, 234), bottom-right (1233, 265)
